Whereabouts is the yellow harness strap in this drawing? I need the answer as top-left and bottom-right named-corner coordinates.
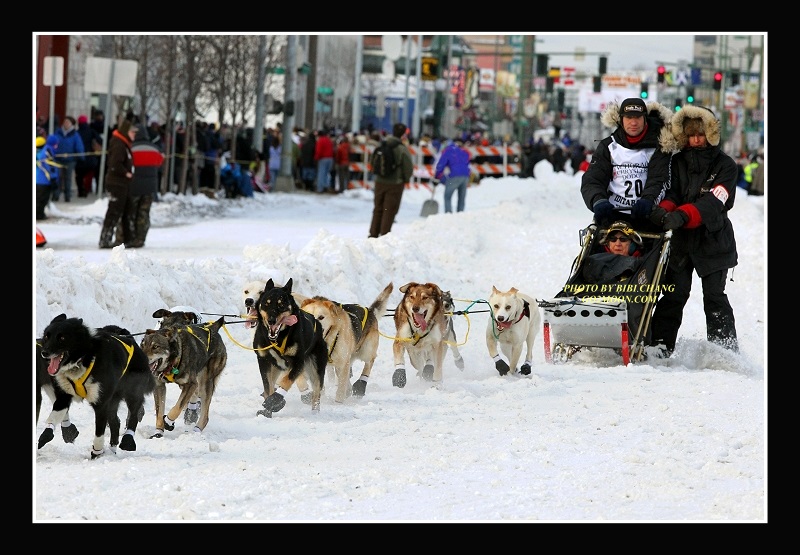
top-left (70, 336), bottom-right (134, 398)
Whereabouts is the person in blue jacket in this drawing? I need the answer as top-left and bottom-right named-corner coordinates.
top-left (51, 116), bottom-right (85, 202)
top-left (434, 137), bottom-right (472, 213)
top-left (36, 135), bottom-right (61, 220)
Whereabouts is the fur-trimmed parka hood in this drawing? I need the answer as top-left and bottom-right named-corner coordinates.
top-left (601, 100), bottom-right (674, 153)
top-left (661, 104), bottom-right (721, 152)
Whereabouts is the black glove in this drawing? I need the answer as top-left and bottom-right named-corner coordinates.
top-left (662, 210), bottom-right (689, 230)
top-left (592, 200), bottom-right (614, 222)
top-left (649, 206), bottom-right (668, 226)
top-left (495, 359), bottom-right (510, 376)
top-left (632, 198), bottom-right (653, 219)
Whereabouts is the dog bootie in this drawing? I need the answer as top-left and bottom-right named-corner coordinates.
top-left (352, 378), bottom-right (367, 397)
top-left (119, 433), bottom-right (136, 452)
top-left (257, 408), bottom-right (272, 418)
top-left (520, 362), bottom-right (532, 376)
top-left (454, 355), bottom-right (465, 370)
top-left (422, 364), bottom-right (434, 381)
top-left (184, 400), bottom-right (201, 425)
top-left (300, 390), bottom-right (313, 405)
top-left (262, 392), bottom-right (287, 413)
top-left (60, 422), bottom-right (80, 443)
top-left (392, 368), bottom-right (407, 388)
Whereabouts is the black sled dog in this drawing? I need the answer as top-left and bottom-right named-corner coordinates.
top-left (37, 314), bottom-right (156, 459)
top-left (253, 278), bottom-right (328, 416)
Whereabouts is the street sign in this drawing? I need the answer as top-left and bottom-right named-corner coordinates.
top-left (317, 86), bottom-right (333, 95)
top-left (43, 56), bottom-right (64, 86)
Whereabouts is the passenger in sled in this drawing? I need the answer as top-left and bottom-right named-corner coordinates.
top-left (581, 221), bottom-right (644, 285)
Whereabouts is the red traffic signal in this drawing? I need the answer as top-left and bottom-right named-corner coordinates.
top-left (713, 71), bottom-right (723, 90)
top-left (657, 65), bottom-right (666, 84)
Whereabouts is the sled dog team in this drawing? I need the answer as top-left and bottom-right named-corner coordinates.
top-left (37, 279), bottom-right (539, 459)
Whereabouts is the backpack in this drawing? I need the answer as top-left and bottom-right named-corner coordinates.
top-left (372, 140), bottom-right (398, 177)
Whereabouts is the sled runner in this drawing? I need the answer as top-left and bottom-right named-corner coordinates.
top-left (537, 221), bottom-right (672, 365)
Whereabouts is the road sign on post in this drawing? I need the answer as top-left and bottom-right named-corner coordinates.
top-left (84, 57), bottom-right (139, 196)
top-left (43, 56), bottom-right (64, 136)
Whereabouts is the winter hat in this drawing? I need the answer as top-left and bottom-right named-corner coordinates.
top-left (599, 221), bottom-right (643, 246)
top-left (670, 105), bottom-right (720, 148)
top-left (78, 114), bottom-right (89, 125)
top-left (36, 136), bottom-right (46, 148)
top-left (46, 135), bottom-right (59, 147)
top-left (619, 98), bottom-right (647, 118)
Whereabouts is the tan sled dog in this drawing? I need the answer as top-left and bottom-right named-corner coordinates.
top-left (392, 282), bottom-right (448, 387)
top-left (486, 286), bottom-right (541, 376)
top-left (301, 283), bottom-right (393, 402)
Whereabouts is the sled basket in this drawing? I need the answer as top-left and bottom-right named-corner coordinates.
top-left (538, 221), bottom-right (672, 365)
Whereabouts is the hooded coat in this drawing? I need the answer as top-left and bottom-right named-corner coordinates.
top-left (658, 105), bottom-right (738, 276)
top-left (130, 125), bottom-right (164, 196)
top-left (581, 101), bottom-right (674, 216)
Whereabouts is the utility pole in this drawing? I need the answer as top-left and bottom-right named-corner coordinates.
top-left (275, 35), bottom-right (297, 192)
top-left (253, 35), bottom-right (267, 154)
top-left (351, 36), bottom-right (363, 133)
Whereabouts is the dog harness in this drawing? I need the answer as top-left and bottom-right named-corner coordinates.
top-left (160, 321), bottom-right (218, 381)
top-left (325, 304), bottom-right (369, 361)
top-left (70, 336), bottom-right (135, 398)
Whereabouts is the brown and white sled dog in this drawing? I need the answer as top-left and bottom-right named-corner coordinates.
top-left (486, 286), bottom-right (541, 376)
top-left (140, 316), bottom-right (228, 436)
top-left (300, 282), bottom-right (393, 401)
top-left (253, 278), bottom-right (328, 416)
top-left (392, 282), bottom-right (448, 387)
top-left (242, 280), bottom-right (311, 403)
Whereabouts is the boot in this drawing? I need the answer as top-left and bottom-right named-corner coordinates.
top-left (99, 225), bottom-right (115, 248)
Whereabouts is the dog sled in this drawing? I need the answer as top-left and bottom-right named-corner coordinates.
top-left (537, 220), bottom-right (672, 365)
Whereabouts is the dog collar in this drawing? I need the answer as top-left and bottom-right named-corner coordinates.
top-left (495, 301), bottom-right (530, 332)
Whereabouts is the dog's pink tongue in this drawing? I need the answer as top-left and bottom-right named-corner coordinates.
top-left (47, 354), bottom-right (63, 376)
top-left (245, 307), bottom-right (257, 329)
top-left (413, 313), bottom-right (427, 331)
top-left (281, 314), bottom-right (298, 326)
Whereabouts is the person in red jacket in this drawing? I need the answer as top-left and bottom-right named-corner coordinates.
top-left (314, 129), bottom-right (335, 193)
top-left (116, 121), bottom-right (166, 248)
top-left (334, 134), bottom-right (351, 193)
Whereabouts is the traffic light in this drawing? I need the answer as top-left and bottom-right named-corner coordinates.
top-left (713, 71), bottom-right (723, 90)
top-left (730, 71), bottom-right (740, 87)
top-left (686, 87), bottom-right (695, 104)
top-left (657, 65), bottom-right (666, 84)
top-left (593, 76), bottom-right (602, 93)
top-left (536, 54), bottom-right (548, 76)
top-left (557, 89), bottom-right (565, 111)
top-left (674, 98), bottom-right (682, 112)
top-left (545, 77), bottom-right (554, 93)
top-left (598, 56), bottom-right (608, 76)
top-left (640, 83), bottom-right (649, 99)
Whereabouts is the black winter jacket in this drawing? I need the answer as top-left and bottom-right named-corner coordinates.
top-left (660, 105), bottom-right (738, 277)
top-left (581, 101), bottom-right (673, 213)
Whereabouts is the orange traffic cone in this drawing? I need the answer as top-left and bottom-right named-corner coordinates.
top-left (36, 227), bottom-right (47, 248)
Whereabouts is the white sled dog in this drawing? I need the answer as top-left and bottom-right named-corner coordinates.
top-left (486, 286), bottom-right (541, 376)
